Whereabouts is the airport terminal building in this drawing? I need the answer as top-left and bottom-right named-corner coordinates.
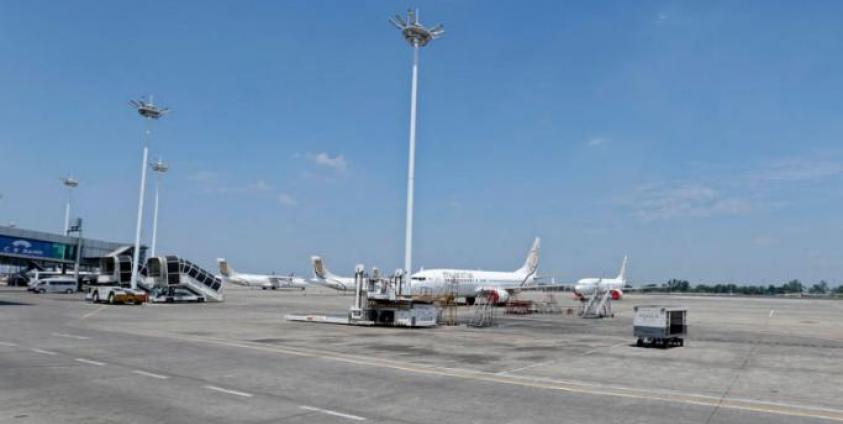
top-left (0, 225), bottom-right (143, 271)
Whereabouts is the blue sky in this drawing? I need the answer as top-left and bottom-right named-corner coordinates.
top-left (2, 1), bottom-right (843, 285)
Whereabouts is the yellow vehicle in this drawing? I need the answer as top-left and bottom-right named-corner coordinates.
top-left (87, 286), bottom-right (148, 305)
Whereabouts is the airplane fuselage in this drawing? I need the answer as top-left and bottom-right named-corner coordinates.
top-left (409, 269), bottom-right (535, 301)
top-left (574, 277), bottom-right (624, 299)
top-left (226, 273), bottom-right (307, 290)
top-left (309, 276), bottom-right (355, 291)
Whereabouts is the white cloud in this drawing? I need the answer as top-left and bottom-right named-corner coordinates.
top-left (619, 182), bottom-right (751, 221)
top-left (750, 158), bottom-right (843, 183)
top-left (752, 235), bottom-right (777, 246)
top-left (187, 171), bottom-right (218, 183)
top-left (614, 153), bottom-right (843, 222)
top-left (249, 180), bottom-right (272, 192)
top-left (277, 193), bottom-right (299, 206)
top-left (191, 174), bottom-right (274, 195)
top-left (586, 137), bottom-right (607, 147)
top-left (309, 152), bottom-right (347, 173)
top-left (214, 179), bottom-right (272, 194)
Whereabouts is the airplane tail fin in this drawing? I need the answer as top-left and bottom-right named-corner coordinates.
top-left (217, 258), bottom-right (232, 277)
top-left (311, 256), bottom-right (335, 279)
top-left (617, 255), bottom-right (628, 282)
top-left (516, 237), bottom-right (541, 276)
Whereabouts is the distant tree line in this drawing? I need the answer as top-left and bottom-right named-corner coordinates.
top-left (642, 279), bottom-right (843, 296)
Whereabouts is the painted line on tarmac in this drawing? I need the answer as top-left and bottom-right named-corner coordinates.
top-left (82, 305), bottom-right (106, 320)
top-left (496, 360), bottom-right (555, 375)
top-left (769, 309), bottom-right (775, 318)
top-left (162, 333), bottom-right (843, 422)
top-left (132, 370), bottom-right (170, 380)
top-left (203, 385), bottom-right (253, 398)
top-left (582, 341), bottom-right (628, 356)
top-left (52, 333), bottom-right (91, 340)
top-left (75, 358), bottom-right (106, 366)
top-left (30, 348), bottom-right (57, 355)
top-left (0, 341), bottom-right (18, 347)
top-left (300, 405), bottom-right (366, 421)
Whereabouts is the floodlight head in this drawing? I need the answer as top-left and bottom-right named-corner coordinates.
top-left (130, 96), bottom-right (169, 120)
top-left (391, 8), bottom-right (444, 47)
top-left (151, 158), bottom-right (169, 173)
top-left (61, 176), bottom-right (79, 188)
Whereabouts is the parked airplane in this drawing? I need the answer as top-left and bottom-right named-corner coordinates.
top-left (310, 256), bottom-right (356, 291)
top-left (573, 256), bottom-right (628, 300)
top-left (408, 237), bottom-right (540, 304)
top-left (217, 259), bottom-right (308, 290)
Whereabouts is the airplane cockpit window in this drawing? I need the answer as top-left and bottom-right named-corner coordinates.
top-left (412, 276), bottom-right (426, 281)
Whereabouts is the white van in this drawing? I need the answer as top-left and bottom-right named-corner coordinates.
top-left (26, 271), bottom-right (63, 289)
top-left (32, 277), bottom-right (78, 294)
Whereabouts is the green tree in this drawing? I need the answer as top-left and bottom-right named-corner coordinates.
top-left (809, 281), bottom-right (829, 294)
top-left (782, 279), bottom-right (803, 294)
top-left (666, 279), bottom-right (690, 292)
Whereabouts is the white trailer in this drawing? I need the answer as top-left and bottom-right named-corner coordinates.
top-left (633, 305), bottom-right (687, 347)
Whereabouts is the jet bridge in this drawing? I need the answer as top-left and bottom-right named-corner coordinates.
top-left (146, 256), bottom-right (224, 302)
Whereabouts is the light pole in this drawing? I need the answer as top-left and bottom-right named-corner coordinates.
top-left (129, 96), bottom-right (168, 290)
top-left (61, 176), bottom-right (79, 235)
top-left (390, 9), bottom-right (444, 275)
top-left (150, 158), bottom-right (169, 257)
top-left (67, 218), bottom-right (83, 286)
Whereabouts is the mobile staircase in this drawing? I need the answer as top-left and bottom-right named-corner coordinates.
top-left (579, 289), bottom-right (613, 318)
top-left (467, 293), bottom-right (498, 327)
top-left (145, 256), bottom-right (224, 302)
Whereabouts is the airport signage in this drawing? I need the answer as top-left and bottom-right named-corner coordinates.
top-left (0, 235), bottom-right (68, 260)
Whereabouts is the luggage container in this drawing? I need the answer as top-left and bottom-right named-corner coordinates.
top-left (633, 305), bottom-right (687, 347)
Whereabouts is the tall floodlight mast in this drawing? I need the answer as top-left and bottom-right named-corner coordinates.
top-left (390, 9), bottom-right (444, 275)
top-left (150, 158), bottom-right (169, 257)
top-left (61, 176), bottom-right (79, 235)
top-left (129, 96), bottom-right (168, 290)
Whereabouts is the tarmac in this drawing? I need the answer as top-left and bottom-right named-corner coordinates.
top-left (1, 285), bottom-right (841, 423)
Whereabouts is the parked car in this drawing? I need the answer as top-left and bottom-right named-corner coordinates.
top-left (27, 271), bottom-right (65, 289)
top-left (31, 277), bottom-right (78, 294)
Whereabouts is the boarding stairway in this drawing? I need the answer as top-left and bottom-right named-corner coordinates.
top-left (467, 294), bottom-right (497, 327)
top-left (579, 289), bottom-right (613, 319)
top-left (145, 256), bottom-right (224, 302)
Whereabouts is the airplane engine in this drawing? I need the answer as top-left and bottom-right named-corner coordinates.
top-left (476, 287), bottom-right (509, 304)
top-left (610, 289), bottom-right (623, 300)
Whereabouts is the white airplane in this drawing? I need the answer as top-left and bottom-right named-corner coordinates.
top-left (573, 256), bottom-right (628, 300)
top-left (310, 256), bottom-right (356, 291)
top-left (408, 237), bottom-right (540, 304)
top-left (216, 258), bottom-right (308, 290)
